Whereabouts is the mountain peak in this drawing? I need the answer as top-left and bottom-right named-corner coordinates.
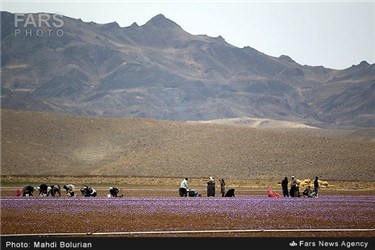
top-left (130, 22), bottom-right (139, 28)
top-left (359, 60), bottom-right (370, 66)
top-left (144, 14), bottom-right (181, 29)
top-left (351, 60), bottom-right (371, 68)
top-left (279, 55), bottom-right (296, 64)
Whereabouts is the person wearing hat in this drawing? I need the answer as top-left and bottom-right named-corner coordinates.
top-left (179, 178), bottom-right (189, 197)
top-left (207, 177), bottom-right (216, 197)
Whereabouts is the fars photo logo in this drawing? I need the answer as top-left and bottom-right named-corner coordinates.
top-left (14, 12), bottom-right (64, 37)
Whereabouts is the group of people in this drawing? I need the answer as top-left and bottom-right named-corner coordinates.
top-left (19, 184), bottom-right (61, 197)
top-left (281, 176), bottom-right (320, 198)
top-left (179, 177), bottom-right (235, 197)
top-left (178, 175), bottom-right (320, 199)
top-left (18, 184), bottom-right (123, 198)
top-left (19, 176), bottom-right (319, 199)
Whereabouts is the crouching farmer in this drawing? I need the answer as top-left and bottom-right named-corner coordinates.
top-left (48, 184), bottom-right (61, 197)
top-left (81, 186), bottom-right (97, 197)
top-left (188, 189), bottom-right (201, 197)
top-left (38, 183), bottom-right (49, 196)
top-left (225, 188), bottom-right (236, 197)
top-left (22, 185), bottom-right (35, 196)
top-left (108, 187), bottom-right (123, 197)
top-left (63, 184), bottom-right (76, 197)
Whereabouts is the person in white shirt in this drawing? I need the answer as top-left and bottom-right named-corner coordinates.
top-left (179, 178), bottom-right (189, 197)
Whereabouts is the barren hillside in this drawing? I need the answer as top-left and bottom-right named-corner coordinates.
top-left (1, 109), bottom-right (374, 181)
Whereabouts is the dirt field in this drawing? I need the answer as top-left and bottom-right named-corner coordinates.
top-left (2, 109), bottom-right (375, 181)
top-left (1, 177), bottom-right (374, 238)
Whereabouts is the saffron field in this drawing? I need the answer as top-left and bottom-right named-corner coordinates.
top-left (1, 191), bottom-right (374, 237)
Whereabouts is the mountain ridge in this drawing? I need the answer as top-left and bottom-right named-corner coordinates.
top-left (1, 11), bottom-right (374, 128)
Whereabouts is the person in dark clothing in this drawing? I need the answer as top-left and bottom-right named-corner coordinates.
top-left (22, 185), bottom-right (35, 196)
top-left (313, 176), bottom-right (320, 197)
top-left (38, 183), bottom-right (49, 196)
top-left (80, 186), bottom-right (96, 197)
top-left (88, 187), bottom-right (97, 197)
top-left (225, 188), bottom-right (236, 197)
top-left (48, 184), bottom-right (61, 197)
top-left (290, 176), bottom-right (297, 197)
top-left (109, 187), bottom-right (123, 197)
top-left (219, 178), bottom-right (226, 197)
top-left (281, 177), bottom-right (289, 197)
top-left (80, 186), bottom-right (90, 197)
top-left (188, 189), bottom-right (201, 197)
top-left (207, 177), bottom-right (216, 197)
top-left (302, 185), bottom-right (313, 197)
top-left (63, 184), bottom-right (76, 197)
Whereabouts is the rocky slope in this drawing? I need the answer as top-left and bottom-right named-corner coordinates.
top-left (1, 12), bottom-right (374, 129)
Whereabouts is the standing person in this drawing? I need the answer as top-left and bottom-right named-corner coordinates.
top-left (290, 176), bottom-right (297, 197)
top-left (207, 177), bottom-right (216, 197)
top-left (281, 177), bottom-right (289, 197)
top-left (313, 176), bottom-right (320, 198)
top-left (219, 178), bottom-right (226, 197)
top-left (179, 178), bottom-right (189, 197)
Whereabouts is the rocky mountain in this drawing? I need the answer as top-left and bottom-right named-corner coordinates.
top-left (1, 11), bottom-right (374, 128)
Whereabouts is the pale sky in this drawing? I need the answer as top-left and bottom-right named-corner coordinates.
top-left (1, 0), bottom-right (374, 69)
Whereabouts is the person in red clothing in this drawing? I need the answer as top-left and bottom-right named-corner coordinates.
top-left (267, 186), bottom-right (280, 198)
top-left (16, 189), bottom-right (22, 196)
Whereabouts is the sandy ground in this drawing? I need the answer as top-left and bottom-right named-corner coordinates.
top-left (2, 109), bottom-right (375, 181)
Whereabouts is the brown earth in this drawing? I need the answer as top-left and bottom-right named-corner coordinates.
top-left (1, 109), bottom-right (375, 182)
top-left (1, 186), bottom-right (374, 238)
top-left (1, 98), bottom-right (374, 244)
top-left (1, 176), bottom-right (374, 238)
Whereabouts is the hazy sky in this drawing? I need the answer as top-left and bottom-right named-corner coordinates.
top-left (2, 0), bottom-right (374, 69)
